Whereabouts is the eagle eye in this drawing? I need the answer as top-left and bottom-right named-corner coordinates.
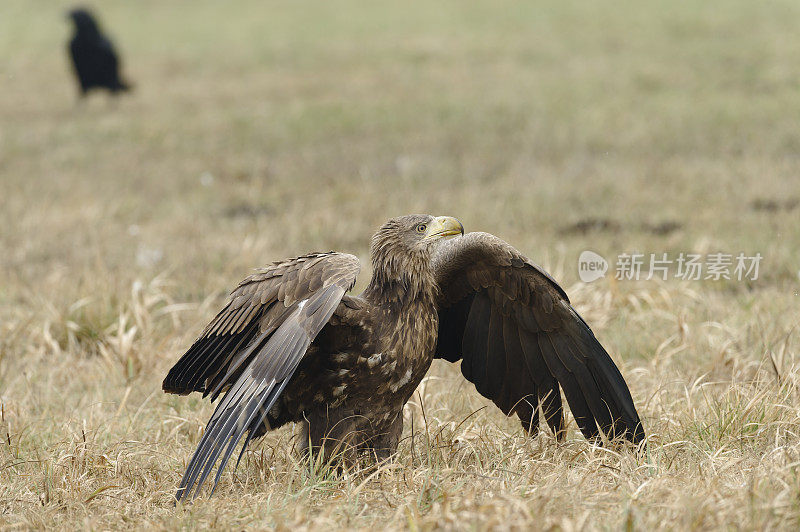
top-left (415, 223), bottom-right (427, 233)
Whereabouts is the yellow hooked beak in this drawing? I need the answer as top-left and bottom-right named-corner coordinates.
top-left (423, 216), bottom-right (464, 241)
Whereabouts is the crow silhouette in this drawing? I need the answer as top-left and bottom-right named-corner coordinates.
top-left (67, 8), bottom-right (131, 97)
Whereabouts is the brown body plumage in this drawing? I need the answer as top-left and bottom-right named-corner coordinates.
top-left (163, 215), bottom-right (645, 500)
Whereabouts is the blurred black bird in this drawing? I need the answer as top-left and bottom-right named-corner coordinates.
top-left (67, 8), bottom-right (131, 97)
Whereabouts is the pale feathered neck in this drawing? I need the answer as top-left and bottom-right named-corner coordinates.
top-left (362, 227), bottom-right (437, 308)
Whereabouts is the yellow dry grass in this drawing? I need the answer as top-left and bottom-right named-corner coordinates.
top-left (2, 0), bottom-right (800, 529)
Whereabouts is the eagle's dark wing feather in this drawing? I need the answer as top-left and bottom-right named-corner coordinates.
top-left (432, 233), bottom-right (644, 444)
top-left (163, 252), bottom-right (360, 500)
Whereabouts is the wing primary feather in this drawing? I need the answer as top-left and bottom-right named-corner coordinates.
top-left (203, 325), bottom-right (261, 397)
top-left (500, 313), bottom-right (538, 431)
top-left (536, 333), bottom-right (599, 440)
top-left (166, 311), bottom-right (263, 395)
top-left (483, 300), bottom-right (507, 398)
top-left (517, 328), bottom-right (564, 437)
top-left (190, 381), bottom-right (266, 499)
top-left (208, 381), bottom-right (276, 496)
top-left (234, 377), bottom-right (293, 470)
top-left (572, 333), bottom-right (644, 441)
top-left (196, 320), bottom-right (260, 394)
top-left (188, 375), bottom-right (271, 498)
top-left (177, 376), bottom-right (257, 499)
top-left (550, 333), bottom-right (615, 436)
top-left (165, 336), bottom-right (227, 392)
top-left (206, 329), bottom-right (271, 401)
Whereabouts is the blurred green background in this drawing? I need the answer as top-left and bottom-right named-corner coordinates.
top-left (3, 0), bottom-right (798, 299)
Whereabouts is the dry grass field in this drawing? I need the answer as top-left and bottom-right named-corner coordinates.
top-left (2, 0), bottom-right (800, 529)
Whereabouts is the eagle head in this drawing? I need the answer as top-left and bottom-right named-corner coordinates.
top-left (372, 214), bottom-right (463, 257)
top-left (368, 215), bottom-right (463, 298)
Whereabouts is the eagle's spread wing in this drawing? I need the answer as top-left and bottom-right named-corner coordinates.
top-left (432, 233), bottom-right (644, 444)
top-left (163, 252), bottom-right (360, 500)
